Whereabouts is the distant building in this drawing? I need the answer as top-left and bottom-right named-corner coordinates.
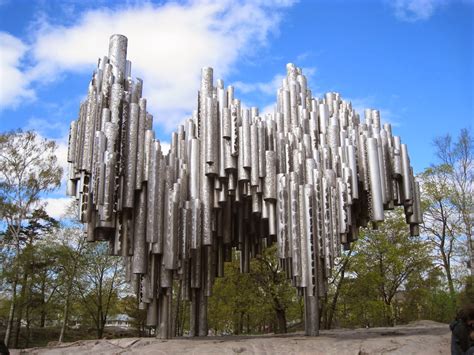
top-left (105, 314), bottom-right (133, 328)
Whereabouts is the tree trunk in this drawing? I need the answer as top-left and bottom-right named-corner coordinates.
top-left (135, 296), bottom-right (142, 338)
top-left (13, 314), bottom-right (21, 348)
top-left (438, 224), bottom-right (456, 298)
top-left (40, 275), bottom-right (46, 328)
top-left (320, 295), bottom-right (328, 330)
top-left (13, 271), bottom-right (28, 348)
top-left (442, 252), bottom-right (455, 297)
top-left (178, 301), bottom-right (187, 336)
top-left (25, 278), bottom-right (33, 348)
top-left (275, 309), bottom-right (287, 333)
top-left (97, 325), bottom-right (104, 339)
top-left (97, 309), bottom-right (105, 339)
top-left (25, 314), bottom-right (30, 348)
top-left (59, 271), bottom-right (77, 343)
top-left (174, 282), bottom-right (182, 337)
top-left (384, 301), bottom-right (394, 326)
top-left (59, 236), bottom-right (84, 342)
top-left (327, 267), bottom-right (346, 329)
top-left (4, 278), bottom-right (17, 347)
top-left (464, 221), bottom-right (474, 277)
top-left (237, 312), bottom-right (244, 335)
top-left (59, 293), bottom-right (71, 343)
top-left (326, 248), bottom-right (352, 329)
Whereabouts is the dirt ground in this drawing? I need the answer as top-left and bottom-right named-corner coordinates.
top-left (13, 320), bottom-right (451, 355)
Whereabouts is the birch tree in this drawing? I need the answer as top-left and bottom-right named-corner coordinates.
top-left (0, 130), bottom-right (62, 347)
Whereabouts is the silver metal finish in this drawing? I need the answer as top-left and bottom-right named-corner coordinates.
top-left (67, 35), bottom-right (421, 339)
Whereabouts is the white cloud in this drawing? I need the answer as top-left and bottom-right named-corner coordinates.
top-left (54, 136), bottom-right (70, 181)
top-left (160, 141), bottom-right (171, 155)
top-left (261, 103), bottom-right (276, 117)
top-left (1, 0), bottom-right (296, 131)
top-left (234, 74), bottom-right (286, 96)
top-left (43, 197), bottom-right (73, 219)
top-left (390, 0), bottom-right (447, 21)
top-left (0, 32), bottom-right (35, 108)
top-left (26, 116), bottom-right (69, 136)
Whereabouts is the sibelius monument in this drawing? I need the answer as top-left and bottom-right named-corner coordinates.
top-left (66, 34), bottom-right (422, 338)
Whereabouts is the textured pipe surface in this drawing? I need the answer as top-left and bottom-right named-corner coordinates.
top-left (67, 34), bottom-right (421, 339)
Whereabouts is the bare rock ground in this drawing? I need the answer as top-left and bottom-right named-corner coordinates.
top-left (13, 320), bottom-right (450, 355)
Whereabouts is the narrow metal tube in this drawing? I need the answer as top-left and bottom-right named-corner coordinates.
top-left (135, 98), bottom-right (147, 189)
top-left (264, 151), bottom-right (277, 201)
top-left (205, 96), bottom-right (218, 176)
top-left (189, 139), bottom-right (201, 199)
top-left (132, 187), bottom-right (147, 274)
top-left (201, 176), bottom-right (213, 246)
top-left (242, 110), bottom-right (251, 168)
top-left (230, 102), bottom-right (239, 157)
top-left (146, 141), bottom-right (158, 243)
top-left (367, 138), bottom-right (384, 222)
top-left (401, 144), bottom-right (413, 203)
top-left (238, 127), bottom-right (249, 182)
top-left (258, 122), bottom-right (266, 177)
top-left (163, 187), bottom-right (179, 270)
top-left (276, 174), bottom-right (288, 258)
top-left (123, 102), bottom-right (139, 208)
top-left (81, 87), bottom-right (97, 173)
top-left (102, 151), bottom-right (116, 221)
top-left (250, 123), bottom-right (259, 187)
top-left (67, 121), bottom-right (77, 163)
top-left (222, 107), bottom-right (231, 139)
top-left (108, 34), bottom-right (128, 81)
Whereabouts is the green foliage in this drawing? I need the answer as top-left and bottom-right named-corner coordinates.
top-left (399, 267), bottom-right (456, 323)
top-left (73, 242), bottom-right (124, 337)
top-left (0, 130), bottom-right (63, 347)
top-left (334, 208), bottom-right (434, 327)
top-left (0, 130), bottom-right (62, 224)
top-left (208, 251), bottom-right (263, 334)
top-left (419, 165), bottom-right (465, 298)
top-left (432, 128), bottom-right (473, 276)
top-left (116, 294), bottom-right (147, 337)
top-left (208, 245), bottom-right (301, 335)
top-left (457, 276), bottom-right (474, 309)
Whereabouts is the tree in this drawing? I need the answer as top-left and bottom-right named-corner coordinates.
top-left (337, 208), bottom-right (432, 327)
top-left (208, 252), bottom-right (260, 334)
top-left (400, 267), bottom-right (455, 323)
top-left (11, 209), bottom-right (60, 347)
top-left (2, 208), bottom-right (60, 348)
top-left (75, 243), bottom-right (124, 338)
top-left (433, 128), bottom-right (474, 276)
top-left (55, 224), bottom-right (87, 343)
top-left (250, 245), bottom-right (298, 334)
top-left (0, 130), bottom-right (62, 347)
top-left (208, 246), bottom-right (300, 335)
top-left (116, 293), bottom-right (147, 337)
top-left (322, 245), bottom-right (354, 329)
top-left (420, 165), bottom-right (463, 298)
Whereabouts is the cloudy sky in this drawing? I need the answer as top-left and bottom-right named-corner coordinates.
top-left (0, 0), bottom-right (472, 218)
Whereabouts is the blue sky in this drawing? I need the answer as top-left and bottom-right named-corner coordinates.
top-left (0, 0), bottom-right (472, 217)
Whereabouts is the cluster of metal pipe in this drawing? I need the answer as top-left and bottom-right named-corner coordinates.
top-left (67, 34), bottom-right (421, 337)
